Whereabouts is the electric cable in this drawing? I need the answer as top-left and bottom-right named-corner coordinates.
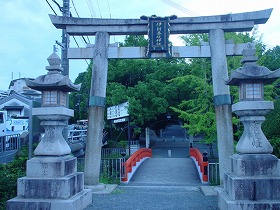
top-left (159, 0), bottom-right (199, 16)
top-left (46, 0), bottom-right (58, 15)
top-left (86, 0), bottom-right (97, 18)
top-left (96, 0), bottom-right (102, 18)
top-left (51, 0), bottom-right (63, 12)
top-left (71, 0), bottom-right (80, 17)
top-left (71, 0), bottom-right (91, 44)
top-left (106, 0), bottom-right (112, 18)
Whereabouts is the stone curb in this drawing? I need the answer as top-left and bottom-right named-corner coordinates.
top-left (92, 184), bottom-right (118, 194)
top-left (200, 186), bottom-right (221, 196)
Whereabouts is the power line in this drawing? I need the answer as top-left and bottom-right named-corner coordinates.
top-left (51, 0), bottom-right (63, 12)
top-left (96, 0), bottom-right (102, 18)
top-left (45, 0), bottom-right (58, 15)
top-left (86, 0), bottom-right (97, 18)
top-left (71, 0), bottom-right (91, 44)
top-left (159, 0), bottom-right (199, 16)
top-left (72, 37), bottom-right (89, 65)
top-left (106, 0), bottom-right (112, 18)
top-left (71, 0), bottom-right (80, 17)
top-left (73, 36), bottom-right (80, 47)
top-left (106, 0), bottom-right (116, 42)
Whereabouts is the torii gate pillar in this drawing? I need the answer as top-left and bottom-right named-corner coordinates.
top-left (210, 29), bottom-right (234, 184)
top-left (84, 32), bottom-right (110, 188)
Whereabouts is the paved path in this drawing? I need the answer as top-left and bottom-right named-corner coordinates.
top-left (86, 128), bottom-right (218, 210)
top-left (86, 154), bottom-right (218, 209)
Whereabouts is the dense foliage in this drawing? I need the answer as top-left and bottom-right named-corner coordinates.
top-left (0, 147), bottom-right (28, 210)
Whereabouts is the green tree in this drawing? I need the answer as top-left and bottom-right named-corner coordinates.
top-left (170, 74), bottom-right (216, 142)
top-left (69, 62), bottom-right (93, 123)
top-left (171, 31), bottom-right (263, 143)
top-left (263, 99), bottom-right (280, 158)
top-left (259, 45), bottom-right (280, 71)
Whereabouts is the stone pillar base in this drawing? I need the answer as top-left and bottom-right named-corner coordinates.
top-left (6, 156), bottom-right (92, 210)
top-left (218, 154), bottom-right (280, 210)
top-left (218, 188), bottom-right (280, 210)
top-left (7, 189), bottom-right (92, 210)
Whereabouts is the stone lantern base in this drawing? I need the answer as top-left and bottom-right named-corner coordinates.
top-left (217, 154), bottom-right (280, 210)
top-left (6, 155), bottom-right (92, 210)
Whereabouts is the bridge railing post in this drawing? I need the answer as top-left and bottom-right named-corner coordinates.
top-left (202, 151), bottom-right (208, 182)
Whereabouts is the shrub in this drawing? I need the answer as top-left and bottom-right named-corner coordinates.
top-left (0, 146), bottom-right (28, 210)
top-left (270, 137), bottom-right (280, 158)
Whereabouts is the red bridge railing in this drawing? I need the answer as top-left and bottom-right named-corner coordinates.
top-left (190, 147), bottom-right (208, 183)
top-left (122, 148), bottom-right (152, 183)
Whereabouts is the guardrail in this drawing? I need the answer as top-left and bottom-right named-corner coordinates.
top-left (0, 133), bottom-right (21, 164)
top-left (101, 158), bottom-right (126, 183)
top-left (190, 147), bottom-right (208, 183)
top-left (101, 148), bottom-right (125, 158)
top-left (122, 148), bottom-right (152, 183)
top-left (208, 162), bottom-right (220, 185)
top-left (67, 129), bottom-right (87, 144)
top-left (77, 156), bottom-right (126, 183)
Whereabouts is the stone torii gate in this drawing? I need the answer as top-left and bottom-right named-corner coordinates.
top-left (50, 8), bottom-right (272, 186)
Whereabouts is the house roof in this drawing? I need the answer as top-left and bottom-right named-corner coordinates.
top-left (0, 92), bottom-right (31, 106)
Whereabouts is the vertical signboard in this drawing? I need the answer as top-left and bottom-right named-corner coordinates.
top-left (141, 15), bottom-right (177, 58)
top-left (149, 17), bottom-right (169, 53)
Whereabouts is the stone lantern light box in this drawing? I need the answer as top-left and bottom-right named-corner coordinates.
top-left (226, 43), bottom-right (280, 154)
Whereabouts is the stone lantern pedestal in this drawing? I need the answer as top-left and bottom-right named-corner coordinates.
top-left (218, 154), bottom-right (280, 209)
top-left (217, 43), bottom-right (280, 210)
top-left (7, 52), bottom-right (92, 210)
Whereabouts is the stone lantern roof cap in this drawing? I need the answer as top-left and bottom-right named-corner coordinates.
top-left (25, 52), bottom-right (81, 92)
top-left (226, 43), bottom-right (280, 85)
top-left (46, 52), bottom-right (63, 72)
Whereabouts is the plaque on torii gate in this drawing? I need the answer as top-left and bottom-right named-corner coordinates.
top-left (140, 15), bottom-right (177, 57)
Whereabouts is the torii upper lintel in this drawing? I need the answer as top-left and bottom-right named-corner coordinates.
top-left (49, 8), bottom-right (272, 35)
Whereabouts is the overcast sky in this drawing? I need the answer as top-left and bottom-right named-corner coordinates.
top-left (0, 0), bottom-right (279, 91)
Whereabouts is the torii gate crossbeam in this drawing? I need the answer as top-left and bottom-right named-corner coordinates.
top-left (50, 9), bottom-right (271, 35)
top-left (68, 43), bottom-right (247, 59)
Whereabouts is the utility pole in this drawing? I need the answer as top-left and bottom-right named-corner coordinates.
top-left (61, 0), bottom-right (70, 76)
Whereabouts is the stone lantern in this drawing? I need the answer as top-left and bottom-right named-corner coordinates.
top-left (226, 43), bottom-right (280, 154)
top-left (7, 52), bottom-right (92, 210)
top-left (218, 43), bottom-right (280, 210)
top-left (25, 52), bottom-right (80, 156)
